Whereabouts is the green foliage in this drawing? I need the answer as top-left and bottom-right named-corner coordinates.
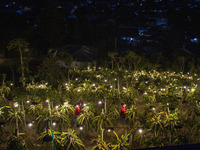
top-left (0, 106), bottom-right (11, 120)
top-left (78, 106), bottom-right (94, 134)
top-left (93, 109), bottom-right (114, 133)
top-left (37, 57), bottom-right (67, 85)
top-left (7, 137), bottom-right (27, 150)
top-left (56, 51), bottom-right (74, 66)
top-left (38, 129), bottom-right (85, 150)
top-left (111, 131), bottom-right (130, 150)
top-left (91, 136), bottom-right (111, 150)
top-left (7, 39), bottom-right (30, 87)
top-left (7, 106), bottom-right (24, 127)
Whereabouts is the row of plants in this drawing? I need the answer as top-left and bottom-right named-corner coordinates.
top-left (1, 65), bottom-right (200, 149)
top-left (1, 39), bottom-right (200, 149)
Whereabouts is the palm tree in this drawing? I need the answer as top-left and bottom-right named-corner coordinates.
top-left (7, 39), bottom-right (30, 87)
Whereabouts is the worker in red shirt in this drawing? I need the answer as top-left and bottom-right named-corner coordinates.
top-left (74, 102), bottom-right (85, 127)
top-left (120, 103), bottom-right (127, 123)
top-left (75, 103), bottom-right (81, 126)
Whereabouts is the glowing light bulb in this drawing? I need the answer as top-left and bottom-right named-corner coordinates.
top-left (138, 129), bottom-right (143, 133)
top-left (14, 102), bottom-right (18, 107)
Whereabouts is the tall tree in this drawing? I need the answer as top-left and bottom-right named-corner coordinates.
top-left (7, 39), bottom-right (30, 87)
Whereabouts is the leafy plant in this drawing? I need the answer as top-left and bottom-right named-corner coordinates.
top-left (111, 131), bottom-right (130, 150)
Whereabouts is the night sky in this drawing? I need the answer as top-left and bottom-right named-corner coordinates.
top-left (0, 0), bottom-right (200, 56)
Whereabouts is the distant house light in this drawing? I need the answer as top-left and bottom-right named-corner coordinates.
top-left (190, 38), bottom-right (199, 43)
top-left (16, 10), bottom-right (23, 14)
top-left (68, 15), bottom-right (77, 19)
top-left (121, 37), bottom-right (126, 40)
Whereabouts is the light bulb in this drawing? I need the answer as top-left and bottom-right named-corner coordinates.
top-left (138, 129), bottom-right (143, 133)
